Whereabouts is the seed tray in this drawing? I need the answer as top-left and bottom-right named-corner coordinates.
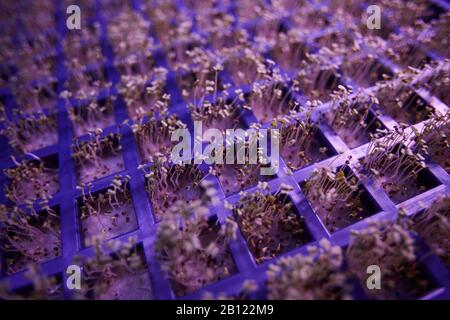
top-left (0, 0), bottom-right (449, 300)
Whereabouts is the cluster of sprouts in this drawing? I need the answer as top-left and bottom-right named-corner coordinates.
top-left (225, 49), bottom-right (268, 87)
top-left (375, 67), bottom-right (435, 124)
top-left (107, 9), bottom-right (155, 61)
top-left (269, 29), bottom-right (309, 71)
top-left (0, 204), bottom-right (61, 275)
top-left (303, 162), bottom-right (364, 232)
top-left (1, 113), bottom-right (58, 153)
top-left (293, 48), bottom-right (342, 102)
top-left (3, 157), bottom-right (58, 205)
top-left (249, 78), bottom-right (298, 123)
top-left (413, 196), bottom-right (450, 268)
top-left (66, 97), bottom-right (116, 137)
top-left (132, 115), bottom-right (186, 163)
top-left (267, 239), bottom-right (351, 300)
top-left (275, 110), bottom-right (328, 170)
top-left (361, 127), bottom-right (428, 203)
top-left (63, 25), bottom-right (105, 71)
top-left (142, 158), bottom-right (204, 221)
top-left (346, 219), bottom-right (431, 299)
top-left (72, 132), bottom-right (123, 184)
top-left (328, 86), bottom-right (384, 148)
top-left (415, 111), bottom-right (450, 172)
top-left (118, 68), bottom-right (169, 120)
top-left (188, 92), bottom-right (244, 131)
top-left (64, 68), bottom-right (112, 101)
top-left (155, 181), bottom-right (237, 296)
top-left (232, 183), bottom-right (310, 263)
top-left (74, 237), bottom-right (152, 300)
top-left (77, 175), bottom-right (136, 247)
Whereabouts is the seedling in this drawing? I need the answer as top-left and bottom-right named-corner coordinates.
top-left (0, 204), bottom-right (61, 275)
top-left (233, 183), bottom-right (311, 263)
top-left (132, 115), bottom-right (186, 164)
top-left (236, 0), bottom-right (266, 22)
top-left (119, 68), bottom-right (168, 120)
top-left (13, 80), bottom-right (57, 113)
top-left (115, 51), bottom-right (156, 78)
top-left (75, 237), bottom-right (152, 299)
top-left (416, 12), bottom-right (450, 57)
top-left (107, 9), bottom-right (154, 60)
top-left (63, 26), bottom-right (104, 69)
top-left (270, 29), bottom-right (309, 71)
top-left (167, 40), bottom-right (205, 71)
top-left (415, 111), bottom-right (450, 173)
top-left (77, 175), bottom-right (137, 247)
top-left (1, 113), bottom-right (58, 153)
top-left (414, 60), bottom-right (449, 105)
top-left (249, 80), bottom-right (298, 123)
top-left (189, 95), bottom-right (244, 132)
top-left (293, 48), bottom-right (342, 102)
top-left (251, 12), bottom-right (285, 47)
top-left (267, 239), bottom-right (352, 299)
top-left (177, 49), bottom-right (224, 102)
top-left (209, 26), bottom-right (248, 52)
top-left (303, 163), bottom-right (376, 232)
top-left (342, 53), bottom-right (392, 88)
top-left (375, 70), bottom-right (436, 125)
top-left (143, 159), bottom-right (205, 221)
top-left (275, 110), bottom-right (331, 170)
top-left (66, 97), bottom-right (116, 137)
top-left (72, 132), bottom-right (124, 184)
top-left (327, 86), bottom-right (385, 148)
top-left (225, 49), bottom-right (267, 86)
top-left (65, 67), bottom-right (112, 101)
top-left (3, 156), bottom-right (59, 204)
top-left (154, 181), bottom-right (237, 296)
top-left (413, 196), bottom-right (449, 268)
top-left (346, 219), bottom-right (434, 299)
top-left (289, 3), bottom-right (329, 32)
top-left (361, 128), bottom-right (438, 203)
top-left (386, 32), bottom-right (433, 69)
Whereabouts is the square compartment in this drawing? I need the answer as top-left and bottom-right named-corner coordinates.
top-left (302, 166), bottom-right (380, 233)
top-left (146, 164), bottom-right (205, 222)
top-left (343, 55), bottom-right (392, 88)
top-left (77, 184), bottom-right (137, 247)
top-left (1, 206), bottom-right (61, 275)
top-left (378, 90), bottom-right (436, 125)
top-left (170, 216), bottom-right (237, 297)
top-left (234, 193), bottom-right (312, 264)
top-left (3, 154), bottom-right (59, 204)
top-left (74, 135), bottom-right (124, 184)
top-left (327, 110), bottom-right (386, 149)
top-left (247, 83), bottom-right (298, 124)
top-left (69, 98), bottom-right (116, 137)
top-left (82, 244), bottom-right (153, 300)
top-left (225, 53), bottom-right (265, 87)
top-left (135, 116), bottom-right (185, 164)
top-left (281, 124), bottom-right (335, 171)
top-left (379, 166), bottom-right (440, 204)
